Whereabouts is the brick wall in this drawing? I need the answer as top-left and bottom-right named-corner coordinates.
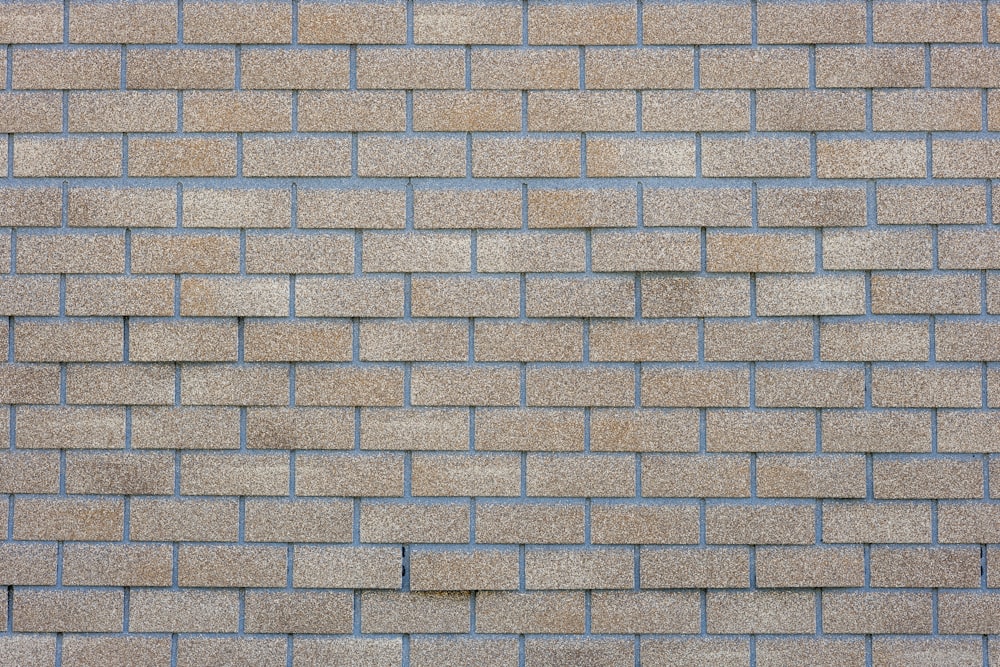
top-left (1, 0), bottom-right (999, 665)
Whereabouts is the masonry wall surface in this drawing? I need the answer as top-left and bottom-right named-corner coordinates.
top-left (1, 0), bottom-right (999, 665)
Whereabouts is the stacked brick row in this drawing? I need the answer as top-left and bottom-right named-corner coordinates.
top-left (2, 1), bottom-right (1000, 665)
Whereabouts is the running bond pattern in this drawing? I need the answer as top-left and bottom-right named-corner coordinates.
top-left (1, 1), bottom-right (999, 665)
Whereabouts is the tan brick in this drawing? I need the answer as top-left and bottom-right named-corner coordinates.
top-left (758, 638), bottom-right (866, 667)
top-left (704, 320), bottom-right (813, 362)
top-left (184, 0), bottom-right (291, 43)
top-left (644, 1), bottom-right (750, 44)
top-left (246, 321), bottom-right (352, 362)
top-left (821, 322), bottom-right (930, 361)
top-left (245, 591), bottom-right (352, 634)
top-left (823, 501), bottom-right (931, 543)
top-left (478, 591), bottom-right (585, 638)
top-left (641, 546), bottom-right (751, 588)
top-left (12, 47), bottom-right (118, 89)
top-left (184, 91), bottom-right (291, 132)
top-left (757, 454), bottom-right (866, 498)
top-left (527, 453), bottom-right (635, 497)
top-left (938, 592), bottom-right (1000, 634)
top-left (707, 591), bottom-right (815, 634)
top-left (414, 188), bottom-right (521, 230)
top-left (0, 92), bottom-right (62, 133)
top-left (414, 91), bottom-right (520, 132)
top-left (65, 451), bottom-right (174, 495)
top-left (476, 502), bottom-right (585, 544)
top-left (0, 543), bottom-right (56, 585)
top-left (591, 591), bottom-right (700, 634)
top-left (878, 185), bottom-right (986, 226)
top-left (126, 47), bottom-right (235, 89)
top-left (14, 137), bottom-right (121, 177)
top-left (129, 137), bottom-right (236, 177)
top-left (295, 365), bottom-right (404, 406)
top-left (872, 365), bottom-right (981, 407)
top-left (361, 501), bottom-right (469, 543)
top-left (248, 232), bottom-right (352, 274)
top-left (362, 592), bottom-right (469, 634)
top-left (587, 47), bottom-right (693, 89)
top-left (872, 273), bottom-right (981, 314)
top-left (411, 638), bottom-right (518, 667)
top-left (701, 46), bottom-right (808, 88)
top-left (593, 410), bottom-right (698, 453)
top-left (245, 499), bottom-right (352, 543)
top-left (70, 1), bottom-right (173, 43)
top-left (360, 408), bottom-right (468, 451)
top-left (247, 407), bottom-right (353, 450)
top-left (528, 91), bottom-right (635, 132)
top-left (359, 136), bottom-right (465, 178)
top-left (528, 2), bottom-right (636, 45)
top-left (296, 453), bottom-right (404, 497)
top-left (590, 322), bottom-right (697, 363)
top-left (15, 406), bottom-right (123, 449)
top-left (130, 590), bottom-right (238, 633)
top-left (241, 48), bottom-right (349, 89)
top-left (69, 187), bottom-right (176, 228)
top-left (874, 457), bottom-right (983, 499)
top-left (755, 546), bottom-right (864, 588)
top-left (0, 188), bottom-right (61, 228)
top-left (823, 591), bottom-right (932, 634)
top-left (476, 321), bottom-right (582, 362)
top-left (412, 453), bottom-right (519, 496)
top-left (757, 90), bottom-right (866, 131)
top-left (363, 231), bottom-right (469, 273)
top-left (758, 1), bottom-right (866, 43)
top-left (932, 139), bottom-right (1000, 178)
top-left (15, 320), bottom-right (122, 362)
top-left (939, 322), bottom-right (1000, 362)
top-left (297, 277), bottom-right (404, 317)
top-left (0, 452), bottom-right (59, 492)
top-left (644, 187), bottom-right (750, 228)
top-left (180, 452), bottom-right (289, 496)
top-left (528, 188), bottom-right (637, 228)
top-left (706, 503), bottom-right (815, 545)
top-left (824, 229), bottom-right (932, 270)
top-left (180, 277), bottom-right (289, 316)
top-left (587, 137), bottom-right (696, 177)
top-left (130, 498), bottom-right (238, 542)
top-left (643, 276), bottom-right (750, 317)
top-left (758, 187), bottom-right (867, 228)
top-left (13, 590), bottom-right (122, 633)
top-left (130, 321), bottom-right (238, 362)
top-left (66, 363), bottom-right (174, 405)
top-left (62, 544), bottom-right (172, 587)
top-left (414, 1), bottom-right (520, 44)
top-left (132, 407), bottom-right (240, 450)
top-left (0, 364), bottom-right (60, 404)
top-left (707, 410), bottom-right (815, 453)
top-left (474, 137), bottom-right (581, 178)
top-left (411, 548), bottom-right (518, 591)
top-left (472, 47), bottom-right (579, 89)
top-left (13, 498), bottom-right (122, 541)
top-left (474, 408), bottom-right (584, 452)
top-left (412, 364), bottom-right (519, 406)
top-left (816, 46), bottom-right (925, 87)
top-left (182, 188), bottom-right (291, 229)
top-left (294, 546), bottom-right (402, 589)
top-left (62, 637), bottom-right (170, 667)
top-left (357, 46), bottom-right (464, 89)
top-left (874, 90), bottom-right (981, 132)
top-left (299, 0), bottom-right (406, 44)
top-left (0, 2), bottom-right (63, 43)
top-left (525, 547), bottom-right (633, 590)
top-left (641, 638), bottom-right (750, 667)
top-left (931, 46), bottom-right (1000, 87)
top-left (941, 230), bottom-right (1000, 269)
top-left (872, 637), bottom-right (983, 667)
top-left (69, 91), bottom-right (175, 133)
top-left (592, 230), bottom-right (700, 272)
top-left (871, 546), bottom-right (980, 588)
top-left (299, 189), bottom-right (405, 229)
top-left (526, 277), bottom-right (633, 317)
top-left (177, 638), bottom-right (285, 667)
top-left (642, 454), bottom-right (750, 497)
top-left (939, 411), bottom-right (1000, 452)
top-left (757, 275), bottom-right (866, 317)
top-left (527, 367), bottom-right (634, 407)
top-left (874, 0), bottom-right (981, 43)
top-left (178, 545), bottom-right (286, 587)
top-left (707, 231), bottom-right (814, 273)
top-left (643, 366), bottom-right (750, 407)
top-left (244, 137), bottom-right (351, 177)
top-left (295, 639), bottom-right (402, 667)
top-left (702, 137), bottom-right (811, 178)
top-left (757, 367), bottom-right (865, 408)
top-left (591, 503), bottom-right (700, 545)
top-left (822, 411), bottom-right (932, 453)
top-left (643, 91), bottom-right (749, 132)
top-left (181, 364), bottom-right (289, 406)
top-left (66, 276), bottom-right (174, 316)
top-left (17, 232), bottom-right (123, 274)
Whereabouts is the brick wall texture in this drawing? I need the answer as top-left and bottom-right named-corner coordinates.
top-left (2, 0), bottom-right (1000, 665)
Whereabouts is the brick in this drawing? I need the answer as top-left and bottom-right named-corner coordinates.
top-left (295, 365), bottom-right (404, 406)
top-left (821, 322), bottom-right (930, 361)
top-left (294, 639), bottom-right (402, 667)
top-left (241, 48), bottom-right (349, 89)
top-left (17, 232), bottom-right (123, 274)
top-left (704, 320), bottom-right (814, 361)
top-left (938, 592), bottom-right (1000, 634)
top-left (411, 638), bottom-right (519, 667)
top-left (414, 91), bottom-right (520, 132)
top-left (15, 320), bottom-right (122, 362)
top-left (641, 546), bottom-right (751, 588)
top-left (874, 1), bottom-right (981, 43)
top-left (874, 90), bottom-right (981, 132)
top-left (0, 92), bottom-right (62, 133)
top-left (758, 638), bottom-right (866, 667)
top-left (528, 188), bottom-right (637, 228)
top-left (823, 501), bottom-right (931, 543)
top-left (65, 276), bottom-right (174, 316)
top-left (296, 453), bottom-right (404, 497)
top-left (474, 408), bottom-right (584, 452)
top-left (411, 364), bottom-right (520, 406)
top-left (592, 230), bottom-right (699, 272)
top-left (299, 0), bottom-right (406, 44)
top-left (643, 91), bottom-right (749, 132)
top-left (184, 0), bottom-right (291, 43)
top-left (126, 48), bottom-right (235, 89)
top-left (474, 137), bottom-right (581, 178)
top-left (758, 187), bottom-right (867, 228)
top-left (361, 592), bottom-right (470, 634)
top-left (591, 503), bottom-right (700, 545)
top-left (12, 47), bottom-right (118, 89)
top-left (0, 2), bottom-right (63, 43)
top-left (822, 411), bottom-right (932, 453)
top-left (245, 499), bottom-right (352, 543)
top-left (708, 231), bottom-right (815, 272)
top-left (642, 454), bottom-right (751, 497)
top-left (706, 503), bottom-right (815, 545)
top-left (525, 547), bottom-right (633, 589)
top-left (0, 452), bottom-right (59, 492)
top-left (940, 230), bottom-right (1000, 269)
top-left (299, 189), bottom-right (406, 229)
top-left (644, 1), bottom-right (751, 44)
top-left (643, 276), bottom-right (750, 317)
top-left (528, 2), bottom-right (636, 45)
top-left (15, 406), bottom-right (123, 449)
top-left (756, 546), bottom-right (865, 588)
top-left (932, 140), bottom-right (1000, 178)
top-left (0, 188), bottom-right (62, 228)
top-left (879, 185), bottom-right (986, 227)
top-left (872, 274), bottom-right (981, 314)
top-left (0, 543), bottom-right (56, 585)
top-left (588, 137), bottom-right (696, 177)
top-left (817, 46), bottom-right (925, 87)
top-left (132, 407), bottom-right (240, 450)
top-left (701, 47), bottom-right (809, 88)
top-left (707, 591), bottom-right (815, 634)
top-left (178, 545), bottom-right (286, 587)
top-left (14, 498), bottom-right (122, 541)
top-left (357, 46), bottom-right (464, 89)
top-left (526, 454), bottom-right (635, 497)
top-left (0, 364), bottom-right (60, 404)
top-left (526, 367), bottom-right (634, 407)
top-left (66, 363), bottom-right (174, 405)
top-left (62, 544), bottom-right (172, 587)
top-left (931, 46), bottom-right (1000, 87)
top-left (130, 321), bottom-right (237, 362)
top-left (359, 136), bottom-right (465, 178)
top-left (177, 638), bottom-right (285, 667)
top-left (938, 411), bottom-right (1000, 452)
top-left (757, 275), bottom-right (866, 316)
top-left (870, 546), bottom-right (981, 588)
top-left (13, 590), bottom-right (123, 633)
top-left (757, 90), bottom-right (866, 131)
top-left (180, 452), bottom-right (290, 496)
top-left (181, 364), bottom-right (289, 406)
top-left (363, 231), bottom-right (470, 273)
top-left (245, 591), bottom-right (352, 634)
top-left (62, 637), bottom-right (170, 667)
top-left (476, 502), bottom-right (585, 544)
top-left (871, 366), bottom-right (981, 407)
top-left (412, 453), bottom-right (519, 496)
top-left (823, 592), bottom-right (932, 634)
top-left (65, 451), bottom-right (174, 495)
top-left (644, 187), bottom-right (750, 227)
top-left (643, 367), bottom-right (750, 407)
top-left (872, 637), bottom-right (983, 667)
top-left (587, 47), bottom-right (693, 89)
top-left (410, 548), bottom-right (519, 590)
top-left (129, 137), bottom-right (236, 177)
top-left (414, 189), bottom-right (521, 229)
top-left (757, 454), bottom-right (866, 498)
top-left (247, 407), bottom-right (353, 450)
top-left (591, 591), bottom-right (700, 634)
top-left (69, 187), bottom-right (176, 228)
top-left (472, 47), bottom-right (579, 89)
top-left (707, 410), bottom-right (816, 453)
top-left (181, 189), bottom-right (291, 230)
top-left (246, 321), bottom-right (352, 362)
top-left (590, 322), bottom-right (698, 362)
top-left (243, 137), bottom-right (351, 177)
top-left (184, 91), bottom-right (291, 132)
top-left (14, 137), bottom-right (121, 177)
top-left (414, 1), bottom-right (521, 44)
top-left (526, 277), bottom-right (633, 317)
top-left (247, 232), bottom-right (352, 274)
top-left (130, 498), bottom-right (238, 542)
top-left (874, 457), bottom-right (983, 499)
top-left (477, 232), bottom-right (586, 272)
top-left (825, 229), bottom-right (932, 270)
top-left (70, 1), bottom-right (175, 43)
top-left (940, 322), bottom-right (1000, 362)
top-left (297, 277), bottom-right (404, 317)
top-left (528, 91), bottom-right (635, 132)
top-left (525, 640), bottom-right (633, 667)
top-left (702, 137), bottom-right (811, 178)
top-left (129, 590), bottom-right (238, 633)
top-left (360, 408), bottom-right (469, 451)
top-left (757, 367), bottom-right (864, 408)
top-left (641, 639), bottom-right (750, 667)
top-left (758, 2), bottom-right (866, 43)
top-left (180, 277), bottom-right (289, 317)
top-left (294, 546), bottom-right (402, 589)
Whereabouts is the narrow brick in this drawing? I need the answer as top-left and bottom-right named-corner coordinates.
top-left (525, 548), bottom-right (634, 590)
top-left (410, 549), bottom-right (519, 591)
top-left (360, 502), bottom-right (470, 543)
top-left (474, 137), bottom-right (581, 178)
top-left (527, 454), bottom-right (635, 497)
top-left (642, 367), bottom-right (750, 408)
top-left (361, 322), bottom-right (466, 362)
top-left (642, 454), bottom-right (750, 497)
top-left (824, 229), bottom-right (932, 270)
top-left (247, 232), bottom-right (353, 274)
top-left (528, 2), bottom-right (636, 45)
top-left (126, 48), bottom-right (235, 89)
top-left (587, 137), bottom-right (696, 177)
top-left (184, 0), bottom-right (291, 43)
top-left (16, 406), bottom-right (123, 449)
top-left (641, 546), bottom-right (751, 588)
top-left (823, 501), bottom-right (932, 543)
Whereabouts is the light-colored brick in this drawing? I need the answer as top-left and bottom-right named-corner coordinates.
top-left (299, 0), bottom-right (406, 44)
top-left (644, 2), bottom-right (751, 45)
top-left (817, 46), bottom-right (925, 87)
top-left (13, 47), bottom-right (118, 89)
top-left (472, 47), bottom-right (579, 89)
top-left (241, 48), bottom-right (349, 89)
top-left (300, 91), bottom-right (406, 131)
top-left (758, 2), bottom-right (866, 44)
top-left (874, 1), bottom-right (982, 43)
top-left (357, 46), bottom-right (465, 89)
top-left (528, 188), bottom-right (637, 228)
top-left (587, 137), bottom-right (696, 178)
top-left (184, 0), bottom-right (291, 43)
top-left (126, 48), bottom-right (235, 89)
top-left (528, 2), bottom-right (636, 45)
top-left (701, 47), bottom-right (809, 88)
top-left (587, 47), bottom-right (693, 89)
top-left (414, 1), bottom-right (521, 45)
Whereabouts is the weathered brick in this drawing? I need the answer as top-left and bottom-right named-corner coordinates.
top-left (65, 276), bottom-right (174, 316)
top-left (132, 407), bottom-right (240, 450)
top-left (707, 591), bottom-right (816, 634)
top-left (360, 408), bottom-right (468, 451)
top-left (359, 136), bottom-right (465, 178)
top-left (130, 590), bottom-right (239, 633)
top-left (870, 546), bottom-right (981, 588)
top-left (525, 547), bottom-right (634, 589)
top-left (643, 367), bottom-right (750, 407)
top-left (823, 592), bottom-right (933, 634)
top-left (705, 503), bottom-right (815, 545)
top-left (591, 591), bottom-right (700, 634)
top-left (756, 546), bottom-right (864, 588)
top-left (526, 454), bottom-right (635, 497)
top-left (181, 364), bottom-right (290, 406)
top-left (245, 499), bottom-right (352, 543)
top-left (69, 187), bottom-right (176, 228)
top-left (361, 501), bottom-right (470, 543)
top-left (243, 137), bottom-right (352, 178)
top-left (129, 137), bottom-right (236, 177)
top-left (13, 47), bottom-right (118, 89)
top-left (13, 590), bottom-right (123, 633)
top-left (130, 321), bottom-right (238, 362)
top-left (410, 548), bottom-right (519, 591)
top-left (245, 591), bottom-right (352, 634)
top-left (247, 407), bottom-right (353, 450)
top-left (874, 0), bottom-right (981, 43)
top-left (641, 546), bottom-right (751, 588)
top-left (642, 454), bottom-right (750, 497)
top-left (528, 91), bottom-right (636, 132)
top-left (414, 91), bottom-right (521, 132)
top-left (478, 592), bottom-right (586, 633)
top-left (297, 277), bottom-right (405, 318)
top-left (587, 137), bottom-right (696, 177)
top-left (528, 188), bottom-right (637, 228)
top-left (295, 365), bottom-right (404, 406)
top-left (294, 546), bottom-right (402, 589)
top-left (474, 137), bottom-right (581, 178)
top-left (476, 502), bottom-right (585, 544)
top-left (0, 92), bottom-right (62, 133)
top-left (414, 1), bottom-right (521, 45)
top-left (822, 411), bottom-right (932, 453)
top-left (704, 320), bottom-right (813, 362)
top-left (872, 274), bottom-right (981, 314)
top-left (0, 2), bottom-right (63, 43)
top-left (299, 189), bottom-right (406, 229)
top-left (475, 408), bottom-right (584, 452)
top-left (823, 501), bottom-right (932, 543)
top-left (472, 47), bottom-right (579, 89)
top-left (414, 189), bottom-right (521, 229)
top-left (14, 137), bottom-right (121, 177)
top-left (180, 452), bottom-right (290, 496)
top-left (821, 322), bottom-right (930, 361)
